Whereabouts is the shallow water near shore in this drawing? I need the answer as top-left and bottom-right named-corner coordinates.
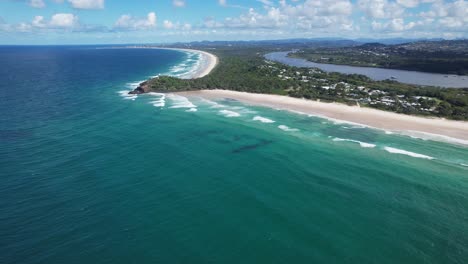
top-left (1, 46), bottom-right (468, 264)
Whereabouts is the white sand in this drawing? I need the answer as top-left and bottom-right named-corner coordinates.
top-left (152, 47), bottom-right (218, 79)
top-left (123, 46), bottom-right (218, 79)
top-left (181, 89), bottom-right (468, 146)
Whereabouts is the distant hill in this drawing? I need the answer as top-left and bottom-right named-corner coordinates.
top-left (396, 40), bottom-right (468, 53)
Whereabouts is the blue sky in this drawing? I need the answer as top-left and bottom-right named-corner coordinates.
top-left (0, 0), bottom-right (466, 44)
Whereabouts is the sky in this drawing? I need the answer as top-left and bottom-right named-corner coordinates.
top-left (0, 0), bottom-right (467, 44)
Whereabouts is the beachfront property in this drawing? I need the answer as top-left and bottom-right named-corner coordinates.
top-left (260, 60), bottom-right (439, 113)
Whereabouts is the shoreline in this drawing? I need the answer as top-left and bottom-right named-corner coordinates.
top-left (160, 48), bottom-right (218, 79)
top-left (124, 46), bottom-right (218, 79)
top-left (180, 89), bottom-right (468, 146)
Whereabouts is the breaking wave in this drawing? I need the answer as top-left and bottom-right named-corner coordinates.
top-left (118, 90), bottom-right (137, 101)
top-left (332, 138), bottom-right (376, 148)
top-left (278, 125), bottom-right (299, 132)
top-left (219, 110), bottom-right (241, 117)
top-left (253, 116), bottom-right (275, 123)
top-left (148, 93), bottom-right (166, 108)
top-left (167, 94), bottom-right (197, 109)
top-left (162, 51), bottom-right (201, 79)
top-left (383, 147), bottom-right (434, 160)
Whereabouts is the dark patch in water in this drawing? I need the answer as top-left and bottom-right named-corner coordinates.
top-left (213, 134), bottom-right (252, 144)
top-left (232, 139), bottom-right (273, 153)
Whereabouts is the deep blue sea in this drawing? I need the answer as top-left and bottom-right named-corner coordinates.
top-left (1, 46), bottom-right (468, 264)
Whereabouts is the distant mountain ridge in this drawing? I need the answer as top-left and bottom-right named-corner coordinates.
top-left (154, 38), bottom-right (467, 51)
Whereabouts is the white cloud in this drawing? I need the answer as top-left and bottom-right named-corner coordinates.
top-left (68, 0), bottom-right (104, 10)
top-left (163, 20), bottom-right (175, 29)
top-left (114, 12), bottom-right (157, 30)
top-left (257, 0), bottom-right (274, 6)
top-left (1, 0), bottom-right (468, 39)
top-left (372, 18), bottom-right (416, 31)
top-left (49, 13), bottom-right (79, 27)
top-left (208, 0), bottom-right (355, 32)
top-left (29, 0), bottom-right (46, 8)
top-left (396, 0), bottom-right (419, 8)
top-left (358, 0), bottom-right (405, 19)
top-left (32, 16), bottom-right (46, 27)
top-left (3, 13), bottom-right (79, 32)
top-left (419, 0), bottom-right (467, 30)
top-left (173, 0), bottom-right (185, 7)
top-left (163, 20), bottom-right (192, 30)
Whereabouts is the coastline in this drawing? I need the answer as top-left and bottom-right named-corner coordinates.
top-left (165, 48), bottom-right (218, 79)
top-left (180, 89), bottom-right (468, 146)
top-left (125, 46), bottom-right (218, 79)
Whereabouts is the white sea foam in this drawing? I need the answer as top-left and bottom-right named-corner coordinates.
top-left (147, 92), bottom-right (165, 96)
top-left (118, 90), bottom-right (137, 100)
top-left (186, 108), bottom-right (197, 112)
top-left (383, 147), bottom-right (434, 160)
top-left (333, 138), bottom-right (376, 148)
top-left (147, 93), bottom-right (166, 107)
top-left (126, 81), bottom-right (143, 89)
top-left (167, 94), bottom-right (196, 109)
top-left (460, 163), bottom-right (468, 167)
top-left (278, 125), bottom-right (299, 132)
top-left (385, 131), bottom-right (394, 135)
top-left (253, 116), bottom-right (275, 123)
top-left (201, 99), bottom-right (226, 108)
top-left (157, 51), bottom-right (202, 79)
top-left (233, 107), bottom-right (257, 114)
top-left (398, 130), bottom-right (468, 147)
top-left (219, 110), bottom-right (241, 117)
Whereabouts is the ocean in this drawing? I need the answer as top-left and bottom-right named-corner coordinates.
top-left (1, 46), bottom-right (467, 264)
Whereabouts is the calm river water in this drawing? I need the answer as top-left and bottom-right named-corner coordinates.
top-left (265, 52), bottom-right (468, 88)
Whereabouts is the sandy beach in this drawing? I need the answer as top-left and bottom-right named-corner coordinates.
top-left (182, 49), bottom-right (218, 79)
top-left (123, 46), bottom-right (218, 79)
top-left (181, 89), bottom-right (468, 146)
top-left (151, 47), bottom-right (218, 79)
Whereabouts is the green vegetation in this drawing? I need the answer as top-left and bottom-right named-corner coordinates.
top-left (290, 40), bottom-right (468, 75)
top-left (140, 46), bottom-right (468, 120)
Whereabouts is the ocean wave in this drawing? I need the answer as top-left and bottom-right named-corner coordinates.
top-left (278, 125), bottom-right (299, 132)
top-left (147, 92), bottom-right (164, 96)
top-left (218, 110), bottom-right (240, 117)
top-left (398, 131), bottom-right (468, 147)
top-left (186, 108), bottom-right (197, 112)
top-left (231, 106), bottom-right (257, 114)
top-left (165, 52), bottom-right (202, 79)
top-left (201, 99), bottom-right (226, 108)
top-left (149, 96), bottom-right (165, 108)
top-left (383, 147), bottom-right (434, 160)
top-left (253, 116), bottom-right (275, 123)
top-left (125, 81), bottom-right (143, 89)
top-left (167, 94), bottom-right (196, 109)
top-left (333, 138), bottom-right (376, 148)
top-left (118, 90), bottom-right (137, 100)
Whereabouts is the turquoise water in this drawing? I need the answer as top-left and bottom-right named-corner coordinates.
top-left (1, 46), bottom-right (467, 264)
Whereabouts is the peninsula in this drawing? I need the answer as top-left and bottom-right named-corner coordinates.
top-left (128, 43), bottom-right (468, 144)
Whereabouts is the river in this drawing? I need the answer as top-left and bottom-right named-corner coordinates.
top-left (265, 51), bottom-right (468, 88)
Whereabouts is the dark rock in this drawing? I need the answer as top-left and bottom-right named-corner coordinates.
top-left (128, 81), bottom-right (151, 94)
